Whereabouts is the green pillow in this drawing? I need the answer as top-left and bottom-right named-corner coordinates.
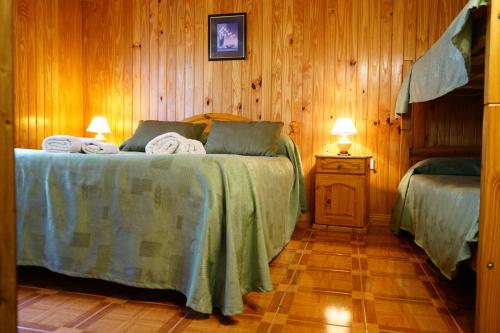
top-left (120, 121), bottom-right (207, 152)
top-left (205, 120), bottom-right (284, 156)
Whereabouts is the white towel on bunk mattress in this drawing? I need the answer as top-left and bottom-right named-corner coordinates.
top-left (145, 132), bottom-right (206, 155)
top-left (81, 141), bottom-right (119, 154)
top-left (42, 135), bottom-right (83, 153)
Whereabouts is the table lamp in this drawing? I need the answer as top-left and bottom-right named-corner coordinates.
top-left (87, 116), bottom-right (111, 141)
top-left (331, 117), bottom-right (357, 156)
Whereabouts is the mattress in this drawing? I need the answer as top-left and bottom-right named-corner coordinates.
top-left (392, 158), bottom-right (480, 279)
top-left (15, 135), bottom-right (305, 315)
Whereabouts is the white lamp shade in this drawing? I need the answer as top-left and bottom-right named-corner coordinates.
top-left (330, 117), bottom-right (357, 135)
top-left (87, 116), bottom-right (111, 134)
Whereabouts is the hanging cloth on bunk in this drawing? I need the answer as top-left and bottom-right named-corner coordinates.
top-left (394, 0), bottom-right (488, 117)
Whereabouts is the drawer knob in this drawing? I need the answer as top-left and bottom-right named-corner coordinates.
top-left (487, 262), bottom-right (494, 269)
top-left (337, 165), bottom-right (342, 169)
top-left (326, 198), bottom-right (331, 205)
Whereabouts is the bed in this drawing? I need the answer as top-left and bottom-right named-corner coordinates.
top-left (391, 158), bottom-right (480, 279)
top-left (15, 114), bottom-right (306, 316)
top-left (391, 0), bottom-right (487, 280)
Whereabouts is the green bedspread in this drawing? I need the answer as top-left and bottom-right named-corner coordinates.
top-left (391, 158), bottom-right (480, 279)
top-left (15, 135), bottom-right (305, 315)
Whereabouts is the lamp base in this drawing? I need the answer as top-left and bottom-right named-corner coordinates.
top-left (336, 135), bottom-right (352, 156)
top-left (94, 133), bottom-right (105, 141)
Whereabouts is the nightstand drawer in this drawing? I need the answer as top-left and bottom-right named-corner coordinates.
top-left (316, 157), bottom-right (366, 174)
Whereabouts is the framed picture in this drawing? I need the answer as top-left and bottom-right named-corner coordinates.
top-left (208, 13), bottom-right (246, 61)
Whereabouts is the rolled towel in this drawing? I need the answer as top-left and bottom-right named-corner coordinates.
top-left (176, 139), bottom-right (206, 154)
top-left (82, 141), bottom-right (119, 154)
top-left (145, 132), bottom-right (206, 155)
top-left (145, 132), bottom-right (184, 155)
top-left (42, 135), bottom-right (83, 153)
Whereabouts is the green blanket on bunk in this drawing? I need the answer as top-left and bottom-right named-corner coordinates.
top-left (15, 135), bottom-right (305, 315)
top-left (391, 158), bottom-right (480, 279)
top-left (395, 0), bottom-right (488, 116)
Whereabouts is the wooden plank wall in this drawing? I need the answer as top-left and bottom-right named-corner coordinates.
top-left (400, 94), bottom-right (484, 168)
top-left (81, 0), bottom-right (467, 217)
top-left (14, 0), bottom-right (468, 217)
top-left (412, 94), bottom-right (483, 148)
top-left (13, 0), bottom-right (84, 149)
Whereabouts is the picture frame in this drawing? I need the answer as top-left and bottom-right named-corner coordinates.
top-left (208, 13), bottom-right (246, 61)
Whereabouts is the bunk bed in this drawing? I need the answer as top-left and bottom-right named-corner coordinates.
top-left (391, 0), bottom-right (487, 279)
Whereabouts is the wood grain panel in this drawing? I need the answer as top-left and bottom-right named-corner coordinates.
top-left (484, 0), bottom-right (500, 104)
top-left (376, 0), bottom-right (393, 214)
top-left (407, 94), bottom-right (483, 164)
top-left (14, 0), bottom-right (468, 216)
top-left (477, 1), bottom-right (500, 331)
top-left (0, 1), bottom-right (16, 330)
top-left (366, 0), bottom-right (381, 213)
top-left (477, 105), bottom-right (500, 333)
top-left (14, 0), bottom-right (83, 149)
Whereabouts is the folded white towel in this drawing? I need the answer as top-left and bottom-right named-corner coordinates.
top-left (145, 132), bottom-right (206, 155)
top-left (42, 135), bottom-right (83, 153)
top-left (145, 132), bottom-right (184, 155)
top-left (176, 139), bottom-right (206, 154)
top-left (82, 141), bottom-right (119, 154)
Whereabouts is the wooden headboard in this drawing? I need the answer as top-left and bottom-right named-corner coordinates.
top-left (183, 113), bottom-right (300, 140)
top-left (183, 113), bottom-right (251, 130)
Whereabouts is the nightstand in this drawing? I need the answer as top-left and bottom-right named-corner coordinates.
top-left (314, 155), bottom-right (371, 232)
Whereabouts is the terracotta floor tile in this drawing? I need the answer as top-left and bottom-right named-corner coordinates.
top-left (366, 257), bottom-right (422, 276)
top-left (242, 291), bottom-right (275, 316)
top-left (17, 286), bottom-right (41, 304)
top-left (295, 269), bottom-right (354, 294)
top-left (16, 329), bottom-right (38, 333)
top-left (368, 226), bottom-right (392, 234)
top-left (420, 259), bottom-right (445, 280)
top-left (364, 234), bottom-right (407, 247)
top-left (407, 241), bottom-right (430, 259)
top-left (362, 275), bottom-right (435, 301)
top-left (269, 266), bottom-right (289, 286)
top-left (449, 306), bottom-right (475, 333)
top-left (18, 291), bottom-right (108, 330)
top-left (54, 328), bottom-right (84, 333)
top-left (364, 244), bottom-right (413, 259)
top-left (270, 250), bottom-right (300, 266)
top-left (427, 265), bottom-right (476, 307)
top-left (302, 253), bottom-right (353, 271)
top-left (286, 290), bottom-right (361, 327)
top-left (16, 226), bottom-right (475, 333)
top-left (282, 319), bottom-right (366, 333)
top-left (311, 231), bottom-right (354, 244)
top-left (291, 229), bottom-right (312, 241)
top-left (78, 302), bottom-right (183, 332)
top-left (308, 241), bottom-right (354, 255)
top-left (369, 298), bottom-right (457, 332)
top-left (283, 239), bottom-right (305, 251)
top-left (180, 314), bottom-right (263, 332)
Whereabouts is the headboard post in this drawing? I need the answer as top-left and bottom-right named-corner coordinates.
top-left (289, 121), bottom-right (299, 141)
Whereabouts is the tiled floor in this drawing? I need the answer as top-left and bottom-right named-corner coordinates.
top-left (17, 225), bottom-right (476, 333)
